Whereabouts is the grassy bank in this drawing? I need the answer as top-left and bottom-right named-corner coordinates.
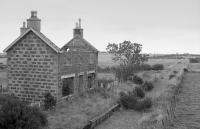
top-left (47, 89), bottom-right (117, 129)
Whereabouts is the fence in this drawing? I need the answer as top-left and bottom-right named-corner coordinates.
top-left (82, 104), bottom-right (120, 129)
top-left (140, 66), bottom-right (187, 129)
top-left (159, 67), bottom-right (187, 128)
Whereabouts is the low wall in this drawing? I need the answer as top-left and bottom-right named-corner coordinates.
top-left (82, 104), bottom-right (120, 129)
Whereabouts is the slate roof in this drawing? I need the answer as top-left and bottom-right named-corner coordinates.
top-left (3, 28), bottom-right (60, 53)
top-left (61, 36), bottom-right (98, 52)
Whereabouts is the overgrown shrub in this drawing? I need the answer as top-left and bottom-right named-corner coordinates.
top-left (119, 91), bottom-right (152, 111)
top-left (189, 58), bottom-right (200, 63)
top-left (139, 64), bottom-right (152, 71)
top-left (169, 74), bottom-right (176, 80)
top-left (0, 96), bottom-right (48, 129)
top-left (119, 91), bottom-right (137, 109)
top-left (44, 92), bottom-right (56, 110)
top-left (151, 64), bottom-right (164, 70)
top-left (0, 94), bottom-right (17, 106)
top-left (134, 87), bottom-right (145, 98)
top-left (183, 68), bottom-right (188, 72)
top-left (134, 97), bottom-right (152, 111)
top-left (142, 81), bottom-right (154, 91)
top-left (131, 75), bottom-right (144, 85)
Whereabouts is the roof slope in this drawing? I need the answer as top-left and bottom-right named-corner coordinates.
top-left (3, 28), bottom-right (60, 53)
top-left (61, 36), bottom-right (98, 52)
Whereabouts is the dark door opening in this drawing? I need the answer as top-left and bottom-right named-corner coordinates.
top-left (78, 75), bottom-right (84, 93)
top-left (62, 77), bottom-right (74, 97)
top-left (88, 73), bottom-right (95, 89)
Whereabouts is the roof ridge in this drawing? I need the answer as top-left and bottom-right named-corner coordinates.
top-left (4, 28), bottom-right (60, 53)
top-left (61, 36), bottom-right (98, 52)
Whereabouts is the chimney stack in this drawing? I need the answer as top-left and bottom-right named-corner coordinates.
top-left (27, 11), bottom-right (41, 32)
top-left (73, 18), bottom-right (83, 38)
top-left (20, 21), bottom-right (27, 35)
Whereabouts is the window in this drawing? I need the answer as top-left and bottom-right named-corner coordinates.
top-left (62, 77), bottom-right (74, 96)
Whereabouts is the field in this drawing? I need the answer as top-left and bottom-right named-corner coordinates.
top-left (98, 52), bottom-right (118, 68)
top-left (96, 52), bottom-right (188, 129)
top-left (0, 53), bottom-right (191, 129)
top-left (98, 52), bottom-right (184, 68)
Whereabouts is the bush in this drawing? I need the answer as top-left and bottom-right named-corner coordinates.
top-left (119, 91), bottom-right (137, 109)
top-left (139, 64), bottom-right (152, 71)
top-left (189, 58), bottom-right (200, 63)
top-left (183, 68), bottom-right (188, 72)
top-left (142, 81), bottom-right (154, 91)
top-left (119, 91), bottom-right (152, 111)
top-left (0, 96), bottom-right (48, 129)
top-left (131, 75), bottom-right (144, 85)
top-left (134, 97), bottom-right (152, 111)
top-left (0, 95), bottom-right (17, 106)
top-left (134, 87), bottom-right (145, 98)
top-left (169, 74), bottom-right (176, 80)
top-left (44, 92), bottom-right (56, 110)
top-left (151, 64), bottom-right (164, 70)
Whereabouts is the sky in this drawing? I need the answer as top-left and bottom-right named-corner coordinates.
top-left (0, 0), bottom-right (199, 54)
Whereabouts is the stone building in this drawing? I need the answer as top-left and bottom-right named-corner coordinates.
top-left (3, 11), bottom-right (98, 103)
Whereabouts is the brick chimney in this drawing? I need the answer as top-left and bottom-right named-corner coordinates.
top-left (73, 18), bottom-right (83, 38)
top-left (27, 11), bottom-right (41, 32)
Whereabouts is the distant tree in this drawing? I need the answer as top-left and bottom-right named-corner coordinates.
top-left (106, 41), bottom-right (148, 66)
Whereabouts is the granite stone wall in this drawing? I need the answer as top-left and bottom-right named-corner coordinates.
top-left (7, 31), bottom-right (59, 103)
top-left (59, 50), bottom-right (98, 97)
top-left (6, 31), bottom-right (98, 103)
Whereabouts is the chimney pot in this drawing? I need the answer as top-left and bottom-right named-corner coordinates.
top-left (76, 22), bottom-right (79, 28)
top-left (31, 11), bottom-right (37, 18)
top-left (20, 21), bottom-right (27, 35)
top-left (78, 18), bottom-right (81, 28)
top-left (73, 19), bottom-right (83, 38)
top-left (23, 22), bottom-right (26, 28)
